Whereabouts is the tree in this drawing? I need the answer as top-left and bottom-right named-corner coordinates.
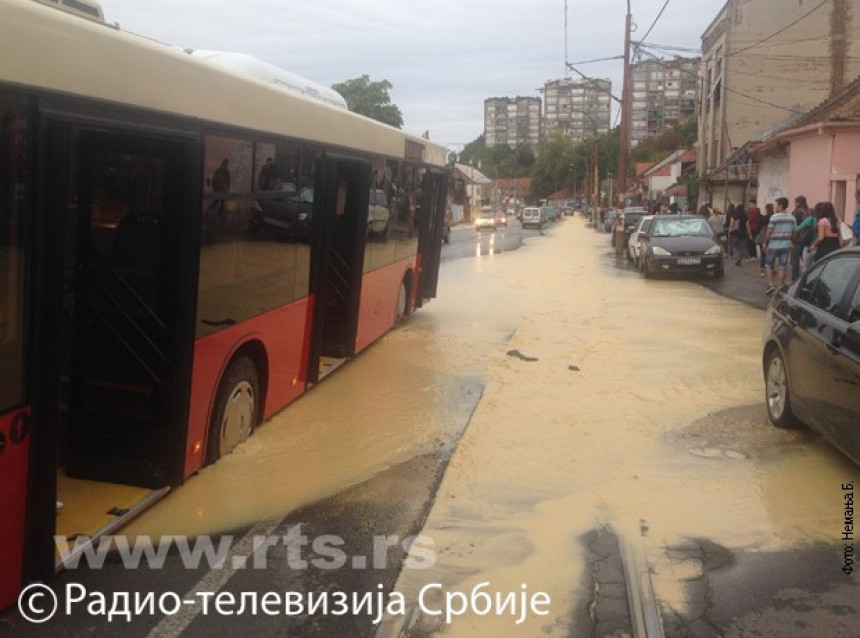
top-left (456, 135), bottom-right (536, 179)
top-left (531, 133), bottom-right (578, 198)
top-left (331, 75), bottom-right (404, 128)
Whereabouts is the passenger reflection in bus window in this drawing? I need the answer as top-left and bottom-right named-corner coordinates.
top-left (208, 158), bottom-right (230, 223)
top-left (258, 157), bottom-right (277, 190)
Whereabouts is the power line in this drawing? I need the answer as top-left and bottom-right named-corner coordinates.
top-left (726, 67), bottom-right (832, 85)
top-left (635, 45), bottom-right (803, 115)
top-left (639, 0), bottom-right (671, 45)
top-left (729, 0), bottom-right (828, 57)
top-left (732, 26), bottom-right (860, 48)
top-left (569, 54), bottom-right (625, 65)
top-left (646, 41), bottom-right (860, 62)
top-left (565, 64), bottom-right (623, 103)
top-left (638, 42), bottom-right (701, 54)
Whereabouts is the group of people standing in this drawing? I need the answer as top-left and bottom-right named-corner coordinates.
top-left (698, 191), bottom-right (860, 295)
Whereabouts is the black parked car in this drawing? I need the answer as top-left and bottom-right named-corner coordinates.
top-left (638, 215), bottom-right (724, 278)
top-left (250, 182), bottom-right (314, 241)
top-left (613, 206), bottom-right (648, 247)
top-left (762, 247), bottom-right (860, 464)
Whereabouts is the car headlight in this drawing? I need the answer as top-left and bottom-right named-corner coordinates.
top-left (705, 245), bottom-right (722, 255)
top-left (651, 246), bottom-right (671, 256)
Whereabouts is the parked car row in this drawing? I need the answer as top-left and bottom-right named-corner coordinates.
top-left (601, 207), bottom-right (860, 467)
top-left (626, 214), bottom-right (725, 279)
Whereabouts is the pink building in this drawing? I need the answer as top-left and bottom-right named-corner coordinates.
top-left (752, 76), bottom-right (860, 225)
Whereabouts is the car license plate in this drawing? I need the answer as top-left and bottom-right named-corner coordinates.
top-left (677, 257), bottom-right (701, 265)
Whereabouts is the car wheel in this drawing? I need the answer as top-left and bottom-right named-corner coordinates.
top-left (765, 348), bottom-right (800, 428)
top-left (713, 264), bottom-right (725, 279)
top-left (207, 355), bottom-right (259, 463)
top-left (643, 258), bottom-right (655, 278)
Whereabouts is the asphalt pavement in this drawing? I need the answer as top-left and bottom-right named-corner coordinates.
top-left (700, 251), bottom-right (773, 311)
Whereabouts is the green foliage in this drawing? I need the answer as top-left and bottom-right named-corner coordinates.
top-left (455, 135), bottom-right (535, 179)
top-left (530, 128), bottom-right (620, 199)
top-left (631, 117), bottom-right (697, 164)
top-left (331, 75), bottom-right (404, 128)
top-left (531, 133), bottom-right (578, 197)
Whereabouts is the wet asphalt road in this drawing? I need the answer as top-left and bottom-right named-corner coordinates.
top-left (440, 216), bottom-right (549, 262)
top-left (2, 215), bottom-right (856, 637)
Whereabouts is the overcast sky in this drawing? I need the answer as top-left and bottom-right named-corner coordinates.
top-left (102, 0), bottom-right (726, 151)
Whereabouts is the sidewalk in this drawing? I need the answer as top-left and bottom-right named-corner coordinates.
top-left (700, 253), bottom-right (773, 311)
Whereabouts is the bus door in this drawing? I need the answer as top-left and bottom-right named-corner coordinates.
top-left (307, 157), bottom-right (370, 382)
top-left (416, 170), bottom-right (447, 304)
top-left (52, 129), bottom-right (199, 489)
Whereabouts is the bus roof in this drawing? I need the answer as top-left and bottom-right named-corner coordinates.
top-left (1, 0), bottom-right (445, 167)
top-left (185, 50), bottom-right (349, 111)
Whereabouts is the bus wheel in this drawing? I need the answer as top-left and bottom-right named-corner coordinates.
top-left (207, 355), bottom-right (259, 463)
top-left (395, 278), bottom-right (410, 324)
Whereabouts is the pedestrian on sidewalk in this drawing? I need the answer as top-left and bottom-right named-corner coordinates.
top-left (746, 198), bottom-right (761, 261)
top-left (790, 195), bottom-right (810, 280)
top-left (709, 207), bottom-right (727, 255)
top-left (729, 203), bottom-right (749, 265)
top-left (809, 201), bottom-right (841, 262)
top-left (793, 207), bottom-right (817, 275)
top-left (755, 203), bottom-right (773, 276)
top-left (853, 188), bottom-right (860, 245)
top-left (763, 197), bottom-right (796, 294)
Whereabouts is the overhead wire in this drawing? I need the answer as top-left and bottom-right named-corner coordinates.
top-left (565, 63), bottom-right (623, 103)
top-left (634, 44), bottom-right (804, 115)
top-left (728, 0), bottom-right (829, 56)
top-left (638, 0), bottom-right (671, 45)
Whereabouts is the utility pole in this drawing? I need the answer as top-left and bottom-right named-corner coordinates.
top-left (592, 141), bottom-right (600, 227)
top-left (614, 0), bottom-right (632, 255)
top-left (616, 0), bottom-right (632, 208)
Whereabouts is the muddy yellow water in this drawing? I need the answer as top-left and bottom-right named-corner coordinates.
top-left (127, 220), bottom-right (854, 634)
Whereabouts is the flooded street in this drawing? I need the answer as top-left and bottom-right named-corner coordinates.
top-left (382, 220), bottom-right (857, 636)
top-left (45, 219), bottom-right (857, 636)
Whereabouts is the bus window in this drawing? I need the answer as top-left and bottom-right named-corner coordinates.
top-left (198, 136), bottom-right (312, 338)
top-left (0, 100), bottom-right (28, 412)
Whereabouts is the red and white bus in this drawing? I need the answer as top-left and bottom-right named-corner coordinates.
top-left (0, 0), bottom-right (448, 610)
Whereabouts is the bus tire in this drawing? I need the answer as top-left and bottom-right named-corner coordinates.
top-left (206, 355), bottom-right (259, 464)
top-left (395, 275), bottom-right (411, 324)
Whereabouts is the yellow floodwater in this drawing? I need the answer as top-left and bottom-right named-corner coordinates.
top-left (126, 219), bottom-right (854, 636)
top-left (385, 220), bottom-right (856, 636)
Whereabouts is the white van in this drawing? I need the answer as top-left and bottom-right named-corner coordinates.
top-left (521, 207), bottom-right (544, 230)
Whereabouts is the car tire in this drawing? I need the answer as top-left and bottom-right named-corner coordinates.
top-left (764, 347), bottom-right (800, 429)
top-left (713, 264), bottom-right (725, 279)
top-left (643, 259), bottom-right (655, 278)
top-left (207, 355), bottom-right (259, 464)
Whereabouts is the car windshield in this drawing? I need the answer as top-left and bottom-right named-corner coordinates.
top-left (651, 218), bottom-right (713, 237)
top-left (624, 214), bottom-right (645, 225)
top-left (480, 211), bottom-right (495, 219)
top-left (369, 190), bottom-right (387, 206)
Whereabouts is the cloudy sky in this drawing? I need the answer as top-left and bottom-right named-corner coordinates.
top-left (102, 0), bottom-right (726, 150)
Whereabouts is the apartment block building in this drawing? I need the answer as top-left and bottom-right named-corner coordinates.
top-left (630, 57), bottom-right (700, 145)
top-left (542, 78), bottom-right (612, 143)
top-left (483, 96), bottom-right (542, 149)
top-left (698, 0), bottom-right (860, 207)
